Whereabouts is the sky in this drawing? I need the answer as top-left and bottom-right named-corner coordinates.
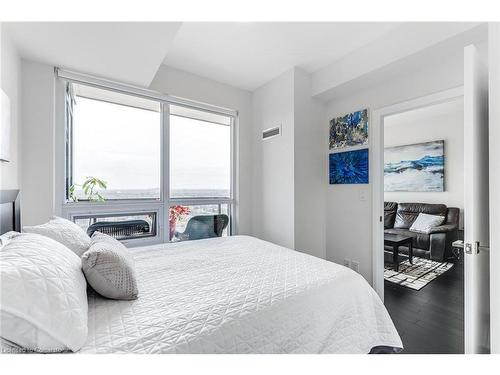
top-left (73, 96), bottom-right (231, 193)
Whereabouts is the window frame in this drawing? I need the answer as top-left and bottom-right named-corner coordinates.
top-left (54, 68), bottom-right (238, 246)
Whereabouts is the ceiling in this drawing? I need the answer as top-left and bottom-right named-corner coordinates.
top-left (162, 22), bottom-right (402, 91)
top-left (3, 22), bottom-right (182, 86)
top-left (4, 22), bottom-right (480, 93)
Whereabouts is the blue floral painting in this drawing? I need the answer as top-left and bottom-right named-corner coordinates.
top-left (329, 109), bottom-right (368, 149)
top-left (329, 149), bottom-right (369, 184)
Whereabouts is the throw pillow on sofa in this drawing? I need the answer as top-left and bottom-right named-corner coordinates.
top-left (409, 213), bottom-right (446, 234)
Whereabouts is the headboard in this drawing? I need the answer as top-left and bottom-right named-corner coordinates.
top-left (0, 190), bottom-right (20, 235)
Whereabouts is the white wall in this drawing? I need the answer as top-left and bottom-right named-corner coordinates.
top-left (250, 67), bottom-right (327, 258)
top-left (20, 60), bottom-right (55, 226)
top-left (325, 49), bottom-right (466, 283)
top-left (251, 69), bottom-right (295, 249)
top-left (293, 68), bottom-right (327, 258)
top-left (384, 100), bottom-right (465, 228)
top-left (149, 65), bottom-right (254, 235)
top-left (0, 25), bottom-right (22, 190)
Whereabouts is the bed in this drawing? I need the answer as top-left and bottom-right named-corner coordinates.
top-left (0, 191), bottom-right (402, 354)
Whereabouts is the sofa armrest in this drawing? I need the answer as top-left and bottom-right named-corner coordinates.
top-left (429, 233), bottom-right (446, 261)
top-left (429, 227), bottom-right (459, 261)
top-left (427, 224), bottom-right (457, 234)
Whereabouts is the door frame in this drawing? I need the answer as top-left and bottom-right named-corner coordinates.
top-left (488, 22), bottom-right (500, 354)
top-left (371, 86), bottom-right (464, 300)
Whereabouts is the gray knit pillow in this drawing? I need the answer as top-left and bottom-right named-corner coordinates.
top-left (81, 232), bottom-right (138, 300)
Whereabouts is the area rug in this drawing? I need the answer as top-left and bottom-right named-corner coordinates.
top-left (384, 258), bottom-right (454, 290)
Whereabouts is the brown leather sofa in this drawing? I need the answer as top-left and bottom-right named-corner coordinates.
top-left (384, 202), bottom-right (459, 262)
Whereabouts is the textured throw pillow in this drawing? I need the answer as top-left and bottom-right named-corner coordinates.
top-left (81, 232), bottom-right (138, 300)
top-left (0, 233), bottom-right (88, 353)
top-left (23, 216), bottom-right (91, 256)
top-left (409, 213), bottom-right (446, 234)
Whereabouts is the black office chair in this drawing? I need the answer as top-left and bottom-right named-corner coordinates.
top-left (175, 214), bottom-right (229, 241)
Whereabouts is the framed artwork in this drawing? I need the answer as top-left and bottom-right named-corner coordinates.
top-left (0, 89), bottom-right (12, 162)
top-left (329, 109), bottom-right (368, 149)
top-left (329, 149), bottom-right (369, 184)
top-left (384, 140), bottom-right (444, 192)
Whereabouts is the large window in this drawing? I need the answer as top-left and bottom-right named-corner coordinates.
top-left (68, 84), bottom-right (161, 201)
top-left (60, 73), bottom-right (236, 245)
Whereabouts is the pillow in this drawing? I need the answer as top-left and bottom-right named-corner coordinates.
top-left (409, 213), bottom-right (446, 234)
top-left (0, 231), bottom-right (21, 249)
top-left (0, 233), bottom-right (88, 353)
top-left (23, 216), bottom-right (91, 256)
top-left (81, 232), bottom-right (138, 300)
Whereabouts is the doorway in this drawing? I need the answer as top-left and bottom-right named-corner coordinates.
top-left (381, 98), bottom-right (465, 353)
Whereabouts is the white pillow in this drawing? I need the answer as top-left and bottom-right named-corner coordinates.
top-left (0, 231), bottom-right (20, 249)
top-left (0, 233), bottom-right (88, 352)
top-left (82, 232), bottom-right (139, 300)
top-left (23, 216), bottom-right (91, 256)
top-left (409, 213), bottom-right (446, 234)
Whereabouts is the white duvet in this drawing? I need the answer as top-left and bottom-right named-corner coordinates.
top-left (78, 235), bottom-right (402, 353)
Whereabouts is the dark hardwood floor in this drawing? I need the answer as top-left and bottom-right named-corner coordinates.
top-left (384, 254), bottom-right (464, 354)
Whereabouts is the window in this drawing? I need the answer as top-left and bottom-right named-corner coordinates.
top-left (169, 203), bottom-right (230, 242)
top-left (59, 70), bottom-right (236, 245)
top-left (168, 105), bottom-right (233, 241)
top-left (68, 83), bottom-right (161, 201)
top-left (169, 105), bottom-right (232, 199)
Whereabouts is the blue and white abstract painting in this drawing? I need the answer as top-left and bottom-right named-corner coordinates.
top-left (329, 149), bottom-right (369, 184)
top-left (384, 140), bottom-right (444, 192)
top-left (329, 109), bottom-right (368, 149)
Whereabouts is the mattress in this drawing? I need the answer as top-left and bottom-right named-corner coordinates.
top-left (2, 235), bottom-right (403, 353)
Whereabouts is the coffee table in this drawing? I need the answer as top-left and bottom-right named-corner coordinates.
top-left (384, 233), bottom-right (413, 272)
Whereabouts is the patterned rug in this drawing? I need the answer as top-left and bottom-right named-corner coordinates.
top-left (384, 258), bottom-right (454, 290)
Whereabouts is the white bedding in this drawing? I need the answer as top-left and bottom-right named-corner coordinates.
top-left (2, 235), bottom-right (402, 353)
top-left (80, 235), bottom-right (402, 353)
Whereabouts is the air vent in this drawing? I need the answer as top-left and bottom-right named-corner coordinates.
top-left (262, 125), bottom-right (281, 140)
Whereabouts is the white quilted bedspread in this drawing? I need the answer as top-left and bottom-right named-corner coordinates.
top-left (77, 235), bottom-right (402, 353)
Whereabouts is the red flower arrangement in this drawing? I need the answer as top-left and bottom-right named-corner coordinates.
top-left (169, 205), bottom-right (190, 240)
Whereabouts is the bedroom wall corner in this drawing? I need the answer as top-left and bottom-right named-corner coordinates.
top-left (250, 67), bottom-right (327, 259)
top-left (20, 59), bottom-right (55, 226)
top-left (251, 69), bottom-right (295, 249)
top-left (293, 68), bottom-right (327, 259)
top-left (0, 24), bottom-right (22, 191)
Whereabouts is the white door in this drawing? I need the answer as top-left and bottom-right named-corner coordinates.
top-left (464, 44), bottom-right (490, 354)
top-left (489, 23), bottom-right (500, 354)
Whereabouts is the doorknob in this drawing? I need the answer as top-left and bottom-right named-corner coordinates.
top-left (466, 241), bottom-right (489, 255)
top-left (452, 240), bottom-right (489, 254)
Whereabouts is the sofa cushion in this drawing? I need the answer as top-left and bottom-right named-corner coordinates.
top-left (384, 202), bottom-right (398, 229)
top-left (384, 228), bottom-right (431, 251)
top-left (394, 203), bottom-right (447, 229)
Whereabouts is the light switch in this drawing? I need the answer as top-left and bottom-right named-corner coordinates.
top-left (359, 190), bottom-right (367, 201)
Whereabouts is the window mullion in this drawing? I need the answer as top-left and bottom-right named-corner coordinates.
top-left (162, 103), bottom-right (170, 243)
